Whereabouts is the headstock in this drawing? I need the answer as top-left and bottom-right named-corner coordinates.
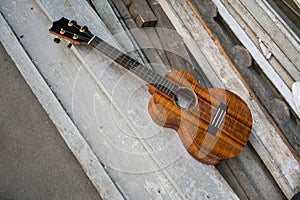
top-left (49, 17), bottom-right (94, 45)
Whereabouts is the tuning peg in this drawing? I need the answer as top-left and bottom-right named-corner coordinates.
top-left (79, 27), bottom-right (85, 32)
top-left (67, 43), bottom-right (73, 48)
top-left (53, 38), bottom-right (61, 44)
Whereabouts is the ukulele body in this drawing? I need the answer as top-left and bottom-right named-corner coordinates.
top-left (148, 70), bottom-right (252, 165)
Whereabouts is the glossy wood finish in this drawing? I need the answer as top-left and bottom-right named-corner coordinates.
top-left (148, 70), bottom-right (252, 165)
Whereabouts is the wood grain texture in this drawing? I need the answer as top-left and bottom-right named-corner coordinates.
top-left (225, 0), bottom-right (300, 83)
top-left (149, 70), bottom-right (252, 165)
top-left (126, 0), bottom-right (158, 27)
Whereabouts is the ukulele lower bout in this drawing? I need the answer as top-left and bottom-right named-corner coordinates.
top-left (148, 70), bottom-right (252, 165)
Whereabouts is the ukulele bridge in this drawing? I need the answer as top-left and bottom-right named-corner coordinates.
top-left (207, 103), bottom-right (228, 136)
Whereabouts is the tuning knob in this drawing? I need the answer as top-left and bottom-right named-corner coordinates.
top-left (53, 38), bottom-right (61, 44)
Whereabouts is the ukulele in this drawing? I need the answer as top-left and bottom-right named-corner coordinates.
top-left (49, 17), bottom-right (252, 165)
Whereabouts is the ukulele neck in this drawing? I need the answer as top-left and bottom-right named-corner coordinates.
top-left (89, 36), bottom-right (178, 97)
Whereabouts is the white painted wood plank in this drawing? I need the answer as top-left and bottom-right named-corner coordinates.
top-left (259, 0), bottom-right (300, 51)
top-left (6, 1), bottom-right (181, 198)
top-left (0, 0), bottom-right (240, 199)
top-left (212, 0), bottom-right (300, 119)
top-left (225, 0), bottom-right (300, 82)
top-left (157, 0), bottom-right (300, 198)
top-left (238, 0), bottom-right (300, 69)
top-left (0, 12), bottom-right (124, 200)
top-left (156, 2), bottom-right (224, 88)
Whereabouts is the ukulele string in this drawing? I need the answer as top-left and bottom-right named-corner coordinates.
top-left (96, 38), bottom-right (178, 97)
top-left (97, 40), bottom-right (179, 96)
top-left (69, 24), bottom-right (179, 98)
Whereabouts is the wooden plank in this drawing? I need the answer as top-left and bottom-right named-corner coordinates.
top-left (259, 0), bottom-right (300, 50)
top-left (91, 0), bottom-right (170, 74)
top-left (123, 17), bottom-right (170, 75)
top-left (30, 1), bottom-right (186, 199)
top-left (100, 0), bottom-right (153, 68)
top-left (295, 0), bottom-right (300, 8)
top-left (0, 12), bottom-right (124, 200)
top-left (89, 0), bottom-right (141, 62)
top-left (157, 0), bottom-right (300, 198)
top-left (125, 0), bottom-right (158, 27)
top-left (3, 0), bottom-right (180, 198)
top-left (114, 0), bottom-right (200, 80)
top-left (239, 0), bottom-right (300, 69)
top-left (212, 0), bottom-right (300, 119)
top-left (1, 0), bottom-right (240, 199)
top-left (221, 145), bottom-right (286, 199)
top-left (214, 0), bottom-right (300, 155)
top-left (147, 0), bottom-right (199, 76)
top-left (111, 0), bottom-right (132, 19)
top-left (155, 2), bottom-right (224, 88)
top-left (224, 0), bottom-right (300, 83)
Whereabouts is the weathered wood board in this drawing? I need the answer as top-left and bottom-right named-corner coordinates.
top-left (91, 0), bottom-right (172, 75)
top-left (245, 0), bottom-right (300, 68)
top-left (258, 0), bottom-right (300, 52)
top-left (224, 0), bottom-right (300, 83)
top-left (214, 0), bottom-right (300, 120)
top-left (157, 0), bottom-right (300, 198)
top-left (219, 0), bottom-right (300, 90)
top-left (125, 0), bottom-right (158, 27)
top-left (0, 0), bottom-right (241, 199)
top-left (0, 12), bottom-right (123, 200)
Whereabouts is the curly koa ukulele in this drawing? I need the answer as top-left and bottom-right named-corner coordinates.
top-left (50, 17), bottom-right (253, 165)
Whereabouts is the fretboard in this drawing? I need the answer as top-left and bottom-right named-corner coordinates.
top-left (89, 36), bottom-right (178, 97)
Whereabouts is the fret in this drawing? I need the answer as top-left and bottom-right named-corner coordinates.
top-left (165, 80), bottom-right (174, 92)
top-left (117, 54), bottom-right (127, 66)
top-left (146, 69), bottom-right (155, 84)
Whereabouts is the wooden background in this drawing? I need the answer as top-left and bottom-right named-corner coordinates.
top-left (1, 0), bottom-right (299, 199)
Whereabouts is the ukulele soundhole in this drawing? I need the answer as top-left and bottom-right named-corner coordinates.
top-left (174, 87), bottom-right (198, 110)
